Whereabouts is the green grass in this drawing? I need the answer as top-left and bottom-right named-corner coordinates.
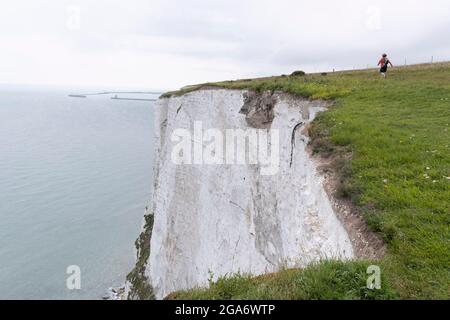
top-left (170, 261), bottom-right (397, 300)
top-left (168, 62), bottom-right (450, 300)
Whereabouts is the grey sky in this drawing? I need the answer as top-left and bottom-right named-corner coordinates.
top-left (1, 0), bottom-right (450, 90)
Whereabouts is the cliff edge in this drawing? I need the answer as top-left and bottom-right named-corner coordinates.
top-left (136, 89), bottom-right (355, 299)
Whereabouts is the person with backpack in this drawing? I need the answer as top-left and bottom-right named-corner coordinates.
top-left (378, 53), bottom-right (393, 78)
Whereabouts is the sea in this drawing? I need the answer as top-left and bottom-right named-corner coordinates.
top-left (0, 84), bottom-right (156, 299)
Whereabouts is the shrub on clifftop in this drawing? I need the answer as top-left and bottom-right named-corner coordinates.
top-left (291, 70), bottom-right (306, 77)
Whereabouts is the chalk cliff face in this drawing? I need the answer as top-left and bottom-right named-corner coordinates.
top-left (146, 89), bottom-right (353, 299)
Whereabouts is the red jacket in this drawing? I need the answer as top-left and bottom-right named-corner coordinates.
top-left (378, 58), bottom-right (393, 67)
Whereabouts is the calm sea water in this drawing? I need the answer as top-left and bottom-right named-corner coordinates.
top-left (0, 85), bottom-right (155, 299)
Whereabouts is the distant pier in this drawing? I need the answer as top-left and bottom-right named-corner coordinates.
top-left (68, 91), bottom-right (162, 101)
top-left (111, 96), bottom-right (157, 102)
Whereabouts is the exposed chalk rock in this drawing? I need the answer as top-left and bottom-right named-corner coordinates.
top-left (240, 91), bottom-right (277, 128)
top-left (147, 89), bottom-right (354, 299)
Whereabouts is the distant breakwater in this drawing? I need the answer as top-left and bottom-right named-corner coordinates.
top-left (68, 91), bottom-right (162, 100)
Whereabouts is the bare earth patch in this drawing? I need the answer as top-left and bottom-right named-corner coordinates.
top-left (310, 149), bottom-right (386, 260)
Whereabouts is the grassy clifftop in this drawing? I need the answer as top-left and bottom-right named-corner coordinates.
top-left (167, 62), bottom-right (450, 300)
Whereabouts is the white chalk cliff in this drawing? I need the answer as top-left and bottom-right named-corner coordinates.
top-left (146, 89), bottom-right (354, 299)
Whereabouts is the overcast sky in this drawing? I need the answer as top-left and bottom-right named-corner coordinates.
top-left (1, 0), bottom-right (450, 90)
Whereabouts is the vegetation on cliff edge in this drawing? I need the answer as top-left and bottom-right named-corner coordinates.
top-left (126, 213), bottom-right (155, 300)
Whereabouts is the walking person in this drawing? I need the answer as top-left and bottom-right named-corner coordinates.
top-left (378, 53), bottom-right (393, 78)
